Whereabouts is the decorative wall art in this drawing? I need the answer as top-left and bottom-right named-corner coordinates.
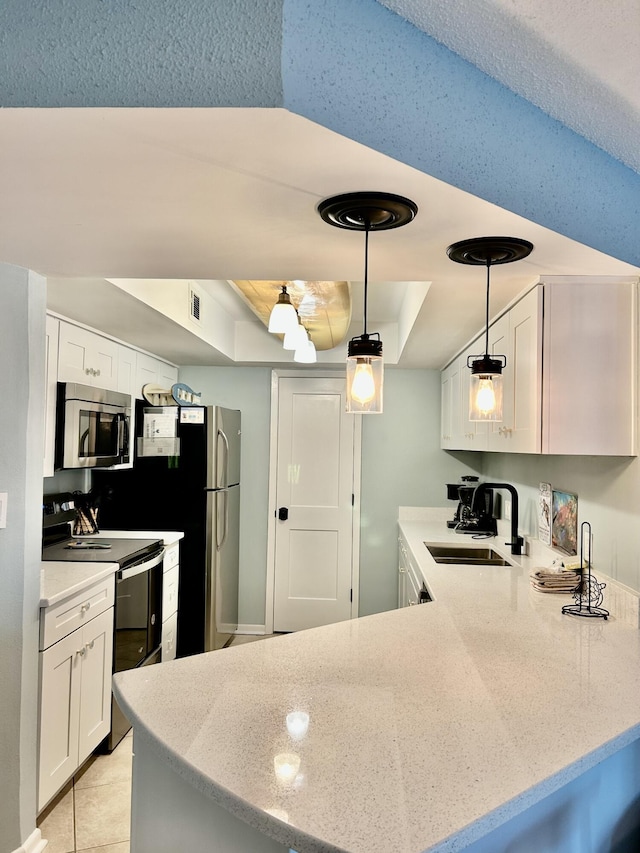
top-left (538, 482), bottom-right (552, 546)
top-left (551, 489), bottom-right (578, 555)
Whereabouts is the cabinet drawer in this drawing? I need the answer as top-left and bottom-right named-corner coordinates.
top-left (162, 565), bottom-right (179, 620)
top-left (40, 576), bottom-right (115, 651)
top-left (163, 543), bottom-right (180, 571)
top-left (162, 610), bottom-right (178, 662)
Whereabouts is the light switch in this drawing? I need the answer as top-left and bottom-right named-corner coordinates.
top-left (0, 492), bottom-right (7, 528)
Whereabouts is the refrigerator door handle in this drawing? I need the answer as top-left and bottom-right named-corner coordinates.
top-left (216, 490), bottom-right (229, 551)
top-left (217, 428), bottom-right (230, 489)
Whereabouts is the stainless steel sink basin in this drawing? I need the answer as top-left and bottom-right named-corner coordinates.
top-left (424, 544), bottom-right (512, 566)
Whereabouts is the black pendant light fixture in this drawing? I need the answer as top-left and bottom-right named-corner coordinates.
top-left (447, 237), bottom-right (533, 421)
top-left (318, 192), bottom-right (418, 413)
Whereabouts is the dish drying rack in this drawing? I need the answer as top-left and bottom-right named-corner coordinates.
top-left (562, 521), bottom-right (608, 620)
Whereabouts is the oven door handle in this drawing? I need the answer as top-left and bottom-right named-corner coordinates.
top-left (118, 548), bottom-right (165, 580)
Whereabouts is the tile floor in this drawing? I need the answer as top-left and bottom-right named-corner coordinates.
top-left (37, 634), bottom-right (276, 853)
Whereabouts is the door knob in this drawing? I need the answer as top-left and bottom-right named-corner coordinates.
top-left (278, 507), bottom-right (289, 521)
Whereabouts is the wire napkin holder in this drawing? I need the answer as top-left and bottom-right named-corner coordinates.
top-left (562, 521), bottom-right (608, 619)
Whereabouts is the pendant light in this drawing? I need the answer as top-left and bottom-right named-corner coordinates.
top-left (268, 285), bottom-right (298, 334)
top-left (283, 315), bottom-right (309, 351)
top-left (318, 192), bottom-right (418, 413)
top-left (447, 237), bottom-right (533, 421)
top-left (294, 331), bottom-right (317, 363)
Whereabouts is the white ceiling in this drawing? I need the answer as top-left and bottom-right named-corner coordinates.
top-left (3, 1), bottom-right (639, 369)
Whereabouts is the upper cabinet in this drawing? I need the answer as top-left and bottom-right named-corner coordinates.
top-left (542, 277), bottom-right (637, 456)
top-left (441, 277), bottom-right (637, 456)
top-left (135, 353), bottom-right (179, 400)
top-left (44, 316), bottom-right (60, 478)
top-left (58, 322), bottom-right (119, 391)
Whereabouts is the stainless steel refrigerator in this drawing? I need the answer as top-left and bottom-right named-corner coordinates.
top-left (93, 404), bottom-right (241, 655)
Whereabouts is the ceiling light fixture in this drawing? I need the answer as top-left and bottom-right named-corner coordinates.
top-left (268, 285), bottom-right (298, 334)
top-left (318, 192), bottom-right (418, 413)
top-left (283, 316), bottom-right (309, 351)
top-left (293, 328), bottom-right (317, 364)
top-left (446, 237), bottom-right (533, 421)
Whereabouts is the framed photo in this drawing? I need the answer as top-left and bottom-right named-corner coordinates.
top-left (552, 489), bottom-right (578, 555)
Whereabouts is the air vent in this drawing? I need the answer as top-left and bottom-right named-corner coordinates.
top-left (189, 285), bottom-right (202, 324)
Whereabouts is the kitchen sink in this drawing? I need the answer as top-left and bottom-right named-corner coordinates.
top-left (424, 544), bottom-right (512, 566)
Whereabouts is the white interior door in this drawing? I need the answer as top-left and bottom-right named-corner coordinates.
top-left (273, 377), bottom-right (357, 632)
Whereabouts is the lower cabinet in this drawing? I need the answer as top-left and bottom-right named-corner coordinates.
top-left (161, 542), bottom-right (180, 662)
top-left (398, 536), bottom-right (420, 608)
top-left (38, 580), bottom-right (115, 812)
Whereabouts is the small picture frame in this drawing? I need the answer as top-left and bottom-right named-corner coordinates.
top-left (552, 489), bottom-right (578, 556)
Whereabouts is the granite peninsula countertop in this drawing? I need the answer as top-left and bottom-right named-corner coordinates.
top-left (113, 510), bottom-right (640, 853)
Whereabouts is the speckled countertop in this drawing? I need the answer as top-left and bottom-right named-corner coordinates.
top-left (113, 510), bottom-right (640, 853)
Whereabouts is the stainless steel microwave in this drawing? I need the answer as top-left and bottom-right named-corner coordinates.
top-left (56, 382), bottom-right (131, 469)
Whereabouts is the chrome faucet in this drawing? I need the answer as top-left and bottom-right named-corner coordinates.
top-left (472, 483), bottom-right (524, 555)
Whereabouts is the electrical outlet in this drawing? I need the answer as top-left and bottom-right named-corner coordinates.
top-left (0, 492), bottom-right (7, 528)
top-left (504, 499), bottom-right (511, 521)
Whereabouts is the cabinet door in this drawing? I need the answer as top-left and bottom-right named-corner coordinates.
top-left (58, 322), bottom-right (119, 391)
top-left (162, 610), bottom-right (178, 662)
top-left (158, 362), bottom-right (178, 390)
top-left (44, 315), bottom-right (60, 478)
top-left (486, 313), bottom-right (510, 451)
top-left (135, 352), bottom-right (159, 399)
top-left (38, 631), bottom-right (81, 811)
top-left (460, 343), bottom-right (488, 450)
top-left (543, 279), bottom-right (636, 455)
top-left (508, 286), bottom-right (542, 453)
top-left (162, 565), bottom-right (180, 621)
top-left (117, 345), bottom-right (136, 396)
top-left (441, 360), bottom-right (463, 448)
top-left (77, 608), bottom-right (114, 765)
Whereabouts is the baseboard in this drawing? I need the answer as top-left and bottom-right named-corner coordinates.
top-left (12, 828), bottom-right (48, 853)
top-left (235, 624), bottom-right (266, 635)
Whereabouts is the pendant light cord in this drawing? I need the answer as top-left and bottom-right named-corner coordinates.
top-left (363, 220), bottom-right (370, 337)
top-left (484, 260), bottom-right (491, 357)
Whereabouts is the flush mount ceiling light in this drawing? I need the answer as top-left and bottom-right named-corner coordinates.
top-left (318, 192), bottom-right (418, 413)
top-left (268, 285), bottom-right (298, 334)
top-left (447, 236), bottom-right (533, 421)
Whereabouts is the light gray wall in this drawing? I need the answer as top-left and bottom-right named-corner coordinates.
top-left (180, 366), bottom-right (482, 624)
top-left (0, 266), bottom-right (46, 850)
top-left (480, 453), bottom-right (640, 592)
top-left (359, 369), bottom-right (481, 615)
top-left (179, 366), bottom-right (273, 627)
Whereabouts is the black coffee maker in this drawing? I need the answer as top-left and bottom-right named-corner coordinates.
top-left (446, 476), bottom-right (495, 534)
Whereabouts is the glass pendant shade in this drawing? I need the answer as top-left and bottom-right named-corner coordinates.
top-left (294, 337), bottom-right (317, 363)
top-left (283, 319), bottom-right (308, 351)
top-left (468, 357), bottom-right (504, 421)
top-left (268, 287), bottom-right (298, 334)
top-left (346, 337), bottom-right (383, 413)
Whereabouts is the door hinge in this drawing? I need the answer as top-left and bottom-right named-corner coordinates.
top-left (351, 493), bottom-right (355, 506)
top-left (350, 588), bottom-right (353, 602)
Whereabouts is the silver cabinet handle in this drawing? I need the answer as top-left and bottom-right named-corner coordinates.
top-left (76, 647), bottom-right (86, 657)
top-left (80, 602), bottom-right (91, 614)
top-left (85, 640), bottom-right (95, 651)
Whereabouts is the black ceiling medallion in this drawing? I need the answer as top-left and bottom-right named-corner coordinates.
top-left (317, 192), bottom-right (418, 232)
top-left (446, 236), bottom-right (533, 266)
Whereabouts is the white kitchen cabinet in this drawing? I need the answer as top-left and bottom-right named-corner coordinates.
top-left (398, 534), bottom-right (421, 608)
top-left (44, 315), bottom-right (60, 478)
top-left (38, 599), bottom-right (114, 812)
top-left (135, 352), bottom-right (179, 400)
top-left (161, 542), bottom-right (180, 662)
top-left (440, 359), bottom-right (463, 449)
top-left (441, 277), bottom-right (635, 456)
top-left (58, 321), bottom-right (119, 391)
top-left (117, 344), bottom-right (136, 396)
top-left (542, 277), bottom-right (637, 455)
top-left (486, 285), bottom-right (542, 453)
top-left (460, 341), bottom-right (489, 450)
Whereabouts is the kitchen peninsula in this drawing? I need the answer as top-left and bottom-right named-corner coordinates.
top-left (114, 510), bottom-right (640, 853)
